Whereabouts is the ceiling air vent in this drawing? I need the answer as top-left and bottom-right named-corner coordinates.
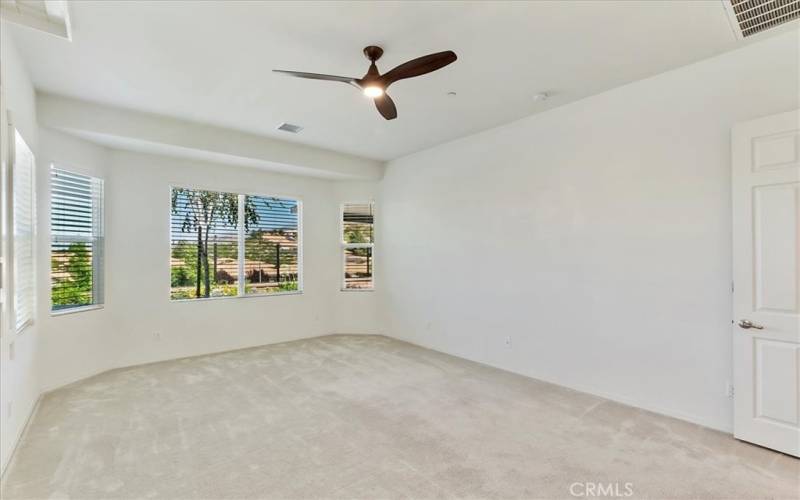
top-left (277, 122), bottom-right (303, 134)
top-left (725, 0), bottom-right (800, 38)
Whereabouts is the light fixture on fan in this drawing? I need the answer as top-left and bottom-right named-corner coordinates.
top-left (363, 86), bottom-right (384, 98)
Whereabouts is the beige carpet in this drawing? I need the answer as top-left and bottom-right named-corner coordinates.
top-left (1, 335), bottom-right (797, 499)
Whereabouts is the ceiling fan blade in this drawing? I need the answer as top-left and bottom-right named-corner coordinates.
top-left (273, 70), bottom-right (357, 85)
top-left (381, 51), bottom-right (457, 86)
top-left (374, 93), bottom-right (397, 120)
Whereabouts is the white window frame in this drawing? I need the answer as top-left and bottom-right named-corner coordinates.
top-left (49, 165), bottom-right (105, 316)
top-left (340, 201), bottom-right (375, 292)
top-left (168, 185), bottom-right (303, 302)
top-left (0, 109), bottom-right (11, 339)
top-left (10, 124), bottom-right (36, 333)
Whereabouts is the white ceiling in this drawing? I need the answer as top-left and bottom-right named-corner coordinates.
top-left (4, 0), bottom-right (769, 161)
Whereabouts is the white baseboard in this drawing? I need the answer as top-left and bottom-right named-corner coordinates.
top-left (393, 335), bottom-right (732, 434)
top-left (506, 367), bottom-right (732, 433)
top-left (0, 393), bottom-right (42, 480)
top-left (40, 332), bottom-right (349, 395)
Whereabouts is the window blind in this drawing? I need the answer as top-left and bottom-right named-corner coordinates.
top-left (170, 188), bottom-right (239, 299)
top-left (13, 130), bottom-right (35, 331)
top-left (50, 167), bottom-right (104, 311)
top-left (342, 202), bottom-right (374, 290)
top-left (244, 195), bottom-right (300, 295)
top-left (170, 188), bottom-right (301, 300)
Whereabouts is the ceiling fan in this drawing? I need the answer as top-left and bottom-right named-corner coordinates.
top-left (273, 46), bottom-right (457, 120)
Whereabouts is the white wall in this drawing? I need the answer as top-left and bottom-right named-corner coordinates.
top-left (331, 181), bottom-right (382, 335)
top-left (104, 150), bottom-right (372, 368)
top-left (35, 129), bottom-right (113, 392)
top-left (0, 28), bottom-right (41, 474)
top-left (379, 30), bottom-right (800, 432)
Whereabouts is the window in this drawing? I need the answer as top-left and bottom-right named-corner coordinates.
top-left (170, 187), bottom-right (301, 300)
top-left (341, 202), bottom-right (374, 290)
top-left (50, 167), bottom-right (104, 312)
top-left (244, 195), bottom-right (300, 295)
top-left (12, 130), bottom-right (35, 331)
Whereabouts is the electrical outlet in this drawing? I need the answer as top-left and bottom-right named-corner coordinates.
top-left (153, 332), bottom-right (161, 341)
top-left (726, 381), bottom-right (734, 398)
top-left (504, 336), bottom-right (512, 347)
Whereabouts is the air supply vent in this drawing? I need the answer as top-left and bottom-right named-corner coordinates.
top-left (277, 122), bottom-right (303, 134)
top-left (725, 0), bottom-right (800, 38)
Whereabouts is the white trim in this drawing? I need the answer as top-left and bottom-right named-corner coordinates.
top-left (237, 194), bottom-right (245, 297)
top-left (0, 393), bottom-right (43, 478)
top-left (50, 304), bottom-right (103, 317)
top-left (295, 200), bottom-right (305, 293)
top-left (171, 290), bottom-right (303, 303)
top-left (6, 116), bottom-right (16, 338)
top-left (167, 180), bottom-right (304, 203)
top-left (45, 159), bottom-right (98, 179)
top-left (0, 110), bottom-right (12, 339)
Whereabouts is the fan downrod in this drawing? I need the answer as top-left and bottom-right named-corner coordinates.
top-left (363, 46), bottom-right (384, 62)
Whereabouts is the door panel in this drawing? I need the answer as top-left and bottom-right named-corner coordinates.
top-left (732, 110), bottom-right (800, 457)
top-left (753, 131), bottom-right (799, 171)
top-left (753, 183), bottom-right (798, 313)
top-left (754, 339), bottom-right (798, 426)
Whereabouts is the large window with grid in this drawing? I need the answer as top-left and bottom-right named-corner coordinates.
top-left (170, 187), bottom-right (301, 300)
top-left (341, 202), bottom-right (374, 290)
top-left (50, 167), bottom-right (104, 312)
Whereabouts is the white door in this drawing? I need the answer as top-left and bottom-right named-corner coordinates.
top-left (732, 109), bottom-right (800, 457)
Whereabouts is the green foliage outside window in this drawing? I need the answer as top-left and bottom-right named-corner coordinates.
top-left (344, 225), bottom-right (372, 259)
top-left (52, 242), bottom-right (93, 309)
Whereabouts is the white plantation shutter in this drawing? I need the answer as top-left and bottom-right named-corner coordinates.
top-left (12, 130), bottom-right (35, 331)
top-left (50, 167), bottom-right (104, 311)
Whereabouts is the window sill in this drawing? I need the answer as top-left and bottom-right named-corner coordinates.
top-left (171, 291), bottom-right (304, 303)
top-left (241, 291), bottom-right (303, 299)
top-left (51, 304), bottom-right (104, 317)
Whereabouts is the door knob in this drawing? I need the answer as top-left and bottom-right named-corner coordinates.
top-left (738, 319), bottom-right (764, 330)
